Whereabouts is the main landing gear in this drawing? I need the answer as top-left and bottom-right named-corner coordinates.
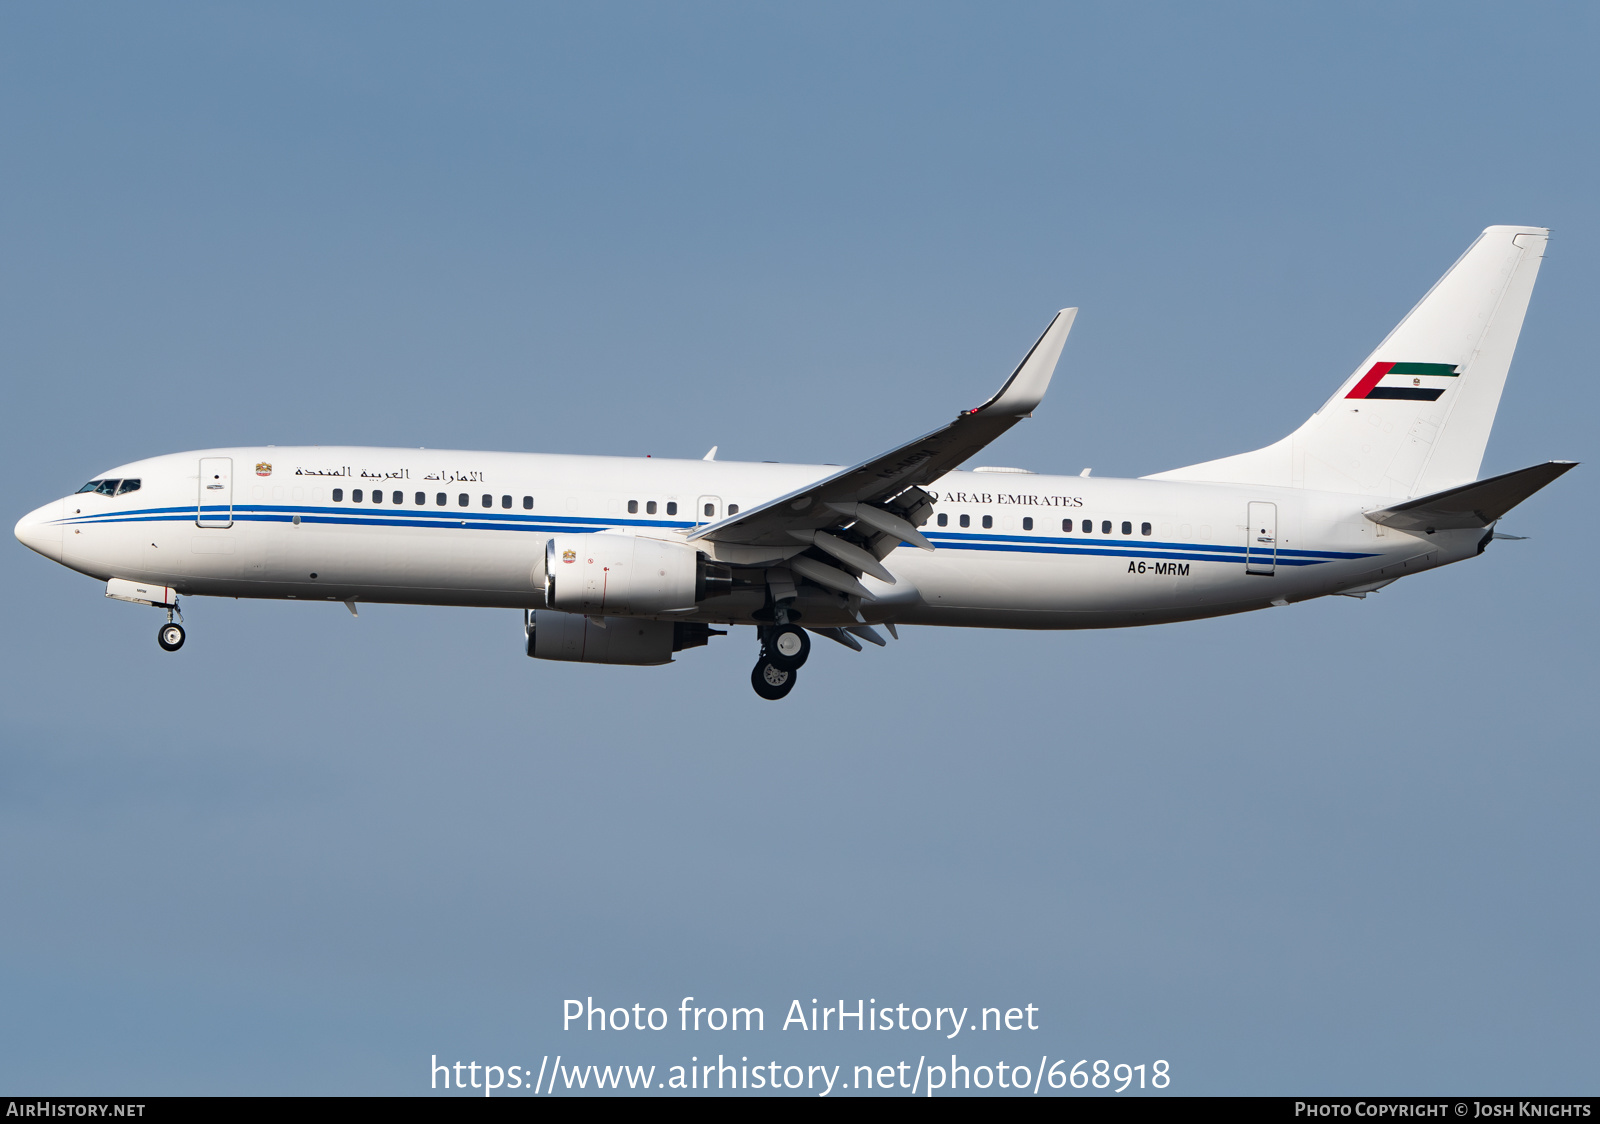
top-left (751, 658), bottom-right (796, 700)
top-left (750, 622), bottom-right (810, 701)
top-left (157, 604), bottom-right (185, 652)
top-left (767, 624), bottom-right (810, 670)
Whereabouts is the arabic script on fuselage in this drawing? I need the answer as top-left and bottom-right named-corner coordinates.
top-left (294, 466), bottom-right (488, 483)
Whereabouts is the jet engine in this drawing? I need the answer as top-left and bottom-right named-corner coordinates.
top-left (544, 533), bottom-right (729, 616)
top-left (525, 610), bottom-right (723, 665)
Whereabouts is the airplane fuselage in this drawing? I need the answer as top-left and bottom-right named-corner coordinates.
top-left (16, 445), bottom-right (1475, 631)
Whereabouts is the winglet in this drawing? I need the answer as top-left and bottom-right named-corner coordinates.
top-left (975, 308), bottom-right (1077, 417)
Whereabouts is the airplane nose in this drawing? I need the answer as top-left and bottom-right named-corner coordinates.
top-left (14, 501), bottom-right (64, 563)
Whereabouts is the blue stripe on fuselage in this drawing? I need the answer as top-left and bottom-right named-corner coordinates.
top-left (52, 504), bottom-right (1378, 568)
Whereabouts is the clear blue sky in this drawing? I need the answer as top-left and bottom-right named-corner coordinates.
top-left (2, 1), bottom-right (1595, 1095)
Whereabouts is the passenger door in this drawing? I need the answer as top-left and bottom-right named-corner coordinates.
top-left (197, 457), bottom-right (234, 528)
top-left (1245, 501), bottom-right (1277, 576)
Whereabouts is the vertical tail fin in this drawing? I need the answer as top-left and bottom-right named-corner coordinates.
top-left (1147, 226), bottom-right (1548, 498)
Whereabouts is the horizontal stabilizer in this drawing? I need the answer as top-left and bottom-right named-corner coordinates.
top-left (1365, 460), bottom-right (1577, 532)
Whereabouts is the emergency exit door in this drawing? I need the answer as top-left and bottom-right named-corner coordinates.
top-left (197, 457), bottom-right (234, 528)
top-left (1245, 501), bottom-right (1277, 576)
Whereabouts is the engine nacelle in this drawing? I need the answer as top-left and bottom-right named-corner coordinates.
top-left (524, 611), bottom-right (725, 666)
top-left (545, 533), bottom-right (727, 615)
top-left (526, 610), bottom-right (675, 665)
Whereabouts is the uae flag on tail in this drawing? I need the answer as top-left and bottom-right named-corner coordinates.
top-left (1345, 361), bottom-right (1459, 402)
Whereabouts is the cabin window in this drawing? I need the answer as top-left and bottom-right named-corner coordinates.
top-left (646, 501), bottom-right (657, 515)
top-left (1061, 518), bottom-right (1071, 532)
top-left (959, 514), bottom-right (970, 528)
top-left (414, 492), bottom-right (425, 505)
top-left (523, 496), bottom-right (533, 510)
top-left (501, 495), bottom-right (512, 509)
top-left (628, 500), bottom-right (638, 514)
top-left (1141, 522), bottom-right (1152, 536)
top-left (437, 493), bottom-right (447, 506)
top-left (392, 490), bottom-right (403, 505)
top-left (372, 490), bottom-right (383, 504)
top-left (1121, 520), bottom-right (1132, 535)
top-left (1101, 520), bottom-right (1112, 534)
top-left (458, 493), bottom-right (468, 507)
top-left (1081, 519), bottom-right (1091, 533)
top-left (937, 513), bottom-right (948, 527)
top-left (728, 504), bottom-right (739, 515)
top-left (333, 488), bottom-right (344, 502)
top-left (981, 515), bottom-right (993, 529)
top-left (702, 502), bottom-right (714, 517)
top-left (666, 501), bottom-right (678, 516)
top-left (353, 489), bottom-right (364, 502)
top-left (479, 494), bottom-right (490, 508)
top-left (1022, 517), bottom-right (1033, 531)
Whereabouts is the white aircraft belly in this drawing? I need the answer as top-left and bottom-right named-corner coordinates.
top-left (172, 521), bottom-right (545, 605)
top-left (931, 547), bottom-right (1213, 610)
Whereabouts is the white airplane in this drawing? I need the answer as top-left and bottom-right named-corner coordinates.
top-left (14, 225), bottom-right (1575, 699)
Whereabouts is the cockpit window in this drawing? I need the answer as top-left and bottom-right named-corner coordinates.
top-left (75, 479), bottom-right (140, 496)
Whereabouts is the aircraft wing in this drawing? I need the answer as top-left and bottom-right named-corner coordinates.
top-left (1364, 460), bottom-right (1578, 532)
top-left (688, 308), bottom-right (1076, 554)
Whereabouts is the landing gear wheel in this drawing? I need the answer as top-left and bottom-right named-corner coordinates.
top-left (157, 622), bottom-right (186, 652)
top-left (751, 659), bottom-right (797, 700)
top-left (766, 624), bottom-right (810, 670)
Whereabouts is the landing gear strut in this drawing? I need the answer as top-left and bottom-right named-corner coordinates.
top-left (157, 603), bottom-right (185, 652)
